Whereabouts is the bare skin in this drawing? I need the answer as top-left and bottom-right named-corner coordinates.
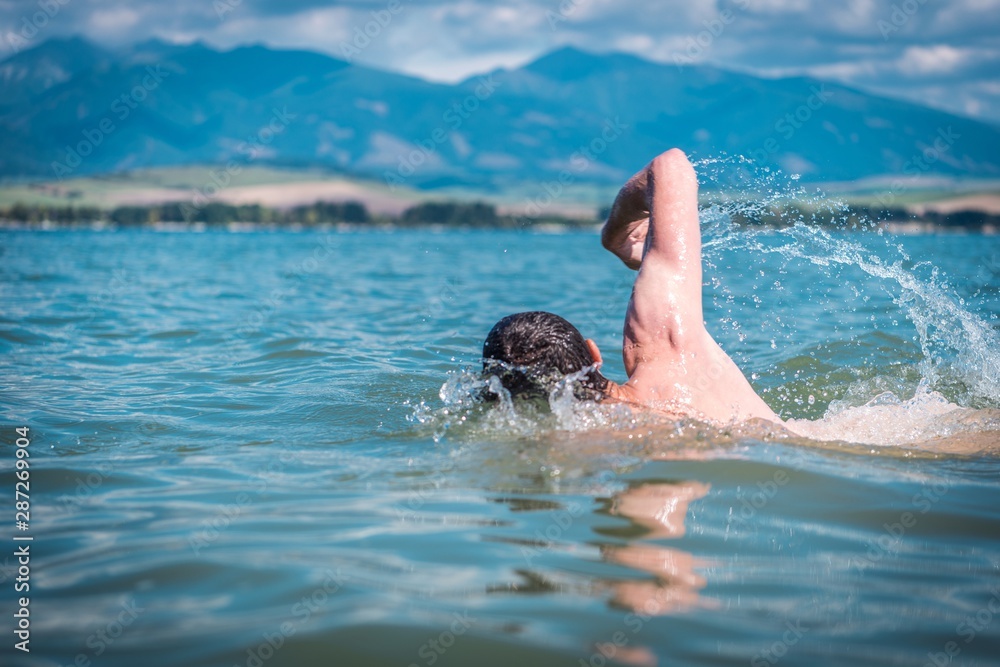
top-left (589, 149), bottom-right (780, 424)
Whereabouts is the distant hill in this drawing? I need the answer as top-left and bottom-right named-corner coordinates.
top-left (1, 37), bottom-right (998, 189)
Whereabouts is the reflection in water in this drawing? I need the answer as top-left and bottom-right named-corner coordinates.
top-left (490, 480), bottom-right (712, 665)
top-left (611, 481), bottom-right (710, 539)
top-left (604, 482), bottom-right (711, 617)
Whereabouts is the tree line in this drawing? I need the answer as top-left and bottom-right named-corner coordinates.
top-left (0, 200), bottom-right (597, 228)
top-left (724, 203), bottom-right (1000, 231)
top-left (1, 199), bottom-right (997, 231)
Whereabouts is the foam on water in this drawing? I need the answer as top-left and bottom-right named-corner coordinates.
top-left (415, 155), bottom-right (1000, 451)
top-left (409, 362), bottom-right (635, 442)
top-left (787, 380), bottom-right (1000, 447)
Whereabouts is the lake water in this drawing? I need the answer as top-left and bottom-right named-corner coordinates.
top-left (1, 219), bottom-right (999, 666)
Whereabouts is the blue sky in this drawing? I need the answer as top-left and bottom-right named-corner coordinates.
top-left (2, 0), bottom-right (999, 122)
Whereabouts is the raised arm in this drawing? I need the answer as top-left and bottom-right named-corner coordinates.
top-left (604, 150), bottom-right (779, 422)
top-left (642, 149), bottom-right (702, 278)
top-left (616, 149), bottom-right (706, 372)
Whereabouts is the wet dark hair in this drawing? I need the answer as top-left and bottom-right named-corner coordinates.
top-left (482, 311), bottom-right (609, 401)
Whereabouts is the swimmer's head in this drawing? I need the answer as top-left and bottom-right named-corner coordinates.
top-left (482, 311), bottom-right (609, 401)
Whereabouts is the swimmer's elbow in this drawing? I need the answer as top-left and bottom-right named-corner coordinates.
top-left (648, 149), bottom-right (695, 182)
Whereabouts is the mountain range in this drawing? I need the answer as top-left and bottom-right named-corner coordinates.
top-left (1, 37), bottom-right (998, 190)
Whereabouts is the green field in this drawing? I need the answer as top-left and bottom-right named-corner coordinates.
top-left (0, 165), bottom-right (428, 212)
top-left (1, 165), bottom-right (998, 217)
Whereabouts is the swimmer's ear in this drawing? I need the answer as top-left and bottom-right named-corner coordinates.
top-left (585, 338), bottom-right (602, 368)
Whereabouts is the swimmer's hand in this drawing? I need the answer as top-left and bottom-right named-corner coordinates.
top-left (601, 166), bottom-right (651, 270)
top-left (601, 213), bottom-right (647, 270)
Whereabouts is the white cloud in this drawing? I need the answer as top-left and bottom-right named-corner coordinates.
top-left (896, 45), bottom-right (968, 76)
top-left (611, 33), bottom-right (656, 53)
top-left (386, 47), bottom-right (538, 83)
top-left (1, 0), bottom-right (997, 120)
top-left (86, 7), bottom-right (140, 38)
top-left (823, 0), bottom-right (878, 33)
top-left (935, 0), bottom-right (1000, 32)
top-left (207, 6), bottom-right (354, 54)
top-left (800, 60), bottom-right (878, 82)
top-left (749, 0), bottom-right (811, 14)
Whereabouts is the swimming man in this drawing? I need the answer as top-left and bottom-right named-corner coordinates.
top-left (483, 149), bottom-right (780, 424)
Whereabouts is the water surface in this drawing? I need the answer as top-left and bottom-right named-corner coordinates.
top-left (1, 224), bottom-right (999, 667)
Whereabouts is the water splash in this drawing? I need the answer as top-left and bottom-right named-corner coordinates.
top-left (700, 157), bottom-right (997, 401)
top-left (412, 155), bottom-right (999, 450)
top-left (409, 362), bottom-right (645, 442)
top-left (693, 155), bottom-right (1000, 445)
top-left (787, 379), bottom-right (1000, 447)
top-left (407, 367), bottom-right (545, 441)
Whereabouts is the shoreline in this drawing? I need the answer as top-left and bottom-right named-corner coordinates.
top-left (3, 196), bottom-right (1000, 234)
top-left (1, 219), bottom-right (997, 235)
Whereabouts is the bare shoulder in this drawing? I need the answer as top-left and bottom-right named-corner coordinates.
top-left (624, 334), bottom-right (781, 424)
